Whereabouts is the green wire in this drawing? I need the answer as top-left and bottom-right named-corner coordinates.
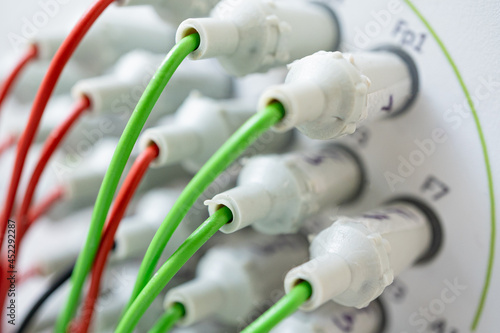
top-left (116, 206), bottom-right (233, 333)
top-left (55, 33), bottom-right (201, 332)
top-left (148, 303), bottom-right (185, 333)
top-left (124, 102), bottom-right (285, 311)
top-left (241, 281), bottom-right (313, 333)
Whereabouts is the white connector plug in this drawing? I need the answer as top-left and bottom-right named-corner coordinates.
top-left (114, 186), bottom-right (203, 261)
top-left (72, 51), bottom-right (232, 120)
top-left (284, 202), bottom-right (434, 310)
top-left (139, 93), bottom-right (254, 171)
top-left (176, 0), bottom-right (340, 76)
top-left (0, 59), bottom-right (87, 104)
top-left (206, 146), bottom-right (362, 235)
top-left (139, 92), bottom-right (292, 172)
top-left (26, 207), bottom-right (93, 276)
top-left (34, 10), bottom-right (176, 74)
top-left (118, 0), bottom-right (221, 25)
top-left (273, 300), bottom-right (385, 333)
top-left (55, 139), bottom-right (119, 214)
top-left (164, 232), bottom-right (309, 326)
top-left (169, 322), bottom-right (236, 333)
top-left (259, 49), bottom-right (419, 139)
top-left (0, 96), bottom-right (74, 143)
top-left (19, 264), bottom-right (166, 332)
top-left (49, 139), bottom-right (188, 220)
top-left (28, 183), bottom-right (205, 277)
top-left (114, 166), bottom-right (240, 260)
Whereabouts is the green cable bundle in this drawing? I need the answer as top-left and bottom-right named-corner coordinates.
top-left (56, 33), bottom-right (201, 332)
top-left (116, 102), bottom-right (285, 332)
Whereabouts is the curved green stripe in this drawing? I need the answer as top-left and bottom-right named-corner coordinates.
top-left (404, 1), bottom-right (496, 330)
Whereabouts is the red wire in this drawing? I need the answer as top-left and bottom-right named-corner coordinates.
top-left (72, 144), bottom-right (159, 333)
top-left (0, 133), bottom-right (17, 158)
top-left (17, 266), bottom-right (42, 285)
top-left (0, 45), bottom-right (38, 113)
top-left (4, 95), bottom-right (88, 309)
top-left (2, 95), bottom-right (87, 320)
top-left (24, 186), bottom-right (66, 240)
top-left (0, 0), bottom-right (115, 257)
top-left (16, 96), bottom-right (90, 241)
top-left (0, 185), bottom-right (65, 320)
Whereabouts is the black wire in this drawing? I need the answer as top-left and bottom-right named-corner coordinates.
top-left (17, 264), bottom-right (74, 333)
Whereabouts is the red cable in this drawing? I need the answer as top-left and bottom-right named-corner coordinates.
top-left (0, 45), bottom-right (38, 113)
top-left (72, 144), bottom-right (159, 333)
top-left (16, 96), bottom-right (90, 241)
top-left (0, 185), bottom-right (65, 315)
top-left (2, 186), bottom-right (64, 280)
top-left (17, 266), bottom-right (42, 285)
top-left (0, 0), bottom-right (115, 256)
top-left (24, 186), bottom-right (66, 240)
top-left (0, 133), bottom-right (17, 158)
top-left (0, 185), bottom-right (65, 320)
top-left (3, 95), bottom-right (87, 317)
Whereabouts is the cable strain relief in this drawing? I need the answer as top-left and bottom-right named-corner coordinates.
top-left (31, 35), bottom-right (62, 61)
top-left (113, 218), bottom-right (154, 260)
top-left (71, 76), bottom-right (121, 115)
top-left (284, 254), bottom-right (351, 311)
top-left (205, 184), bottom-right (272, 234)
top-left (139, 125), bottom-right (200, 168)
top-left (176, 18), bottom-right (239, 60)
top-left (258, 82), bottom-right (326, 133)
top-left (164, 279), bottom-right (223, 326)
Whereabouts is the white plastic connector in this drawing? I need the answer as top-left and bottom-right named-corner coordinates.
top-left (206, 146), bottom-right (362, 234)
top-left (118, 0), bottom-right (220, 25)
top-left (273, 299), bottom-right (384, 333)
top-left (0, 59), bottom-right (87, 104)
top-left (28, 208), bottom-right (93, 276)
top-left (233, 67), bottom-right (288, 104)
top-left (0, 96), bottom-right (74, 143)
top-left (43, 139), bottom-right (118, 220)
top-left (71, 51), bottom-right (164, 115)
top-left (176, 0), bottom-right (339, 76)
top-left (34, 11), bottom-right (175, 74)
top-left (284, 202), bottom-right (433, 310)
top-left (20, 265), bottom-right (164, 332)
top-left (36, 246), bottom-right (81, 277)
top-left (114, 169), bottom-right (239, 261)
top-left (259, 50), bottom-right (417, 139)
top-left (0, 144), bottom-right (58, 207)
top-left (59, 139), bottom-right (117, 203)
top-left (139, 93), bottom-right (253, 170)
top-left (164, 233), bottom-right (309, 326)
top-left (72, 51), bottom-right (232, 118)
top-left (32, 185), bottom-right (201, 276)
top-left (113, 187), bottom-right (197, 261)
top-left (139, 93), bottom-right (292, 172)
top-left (168, 322), bottom-right (236, 333)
